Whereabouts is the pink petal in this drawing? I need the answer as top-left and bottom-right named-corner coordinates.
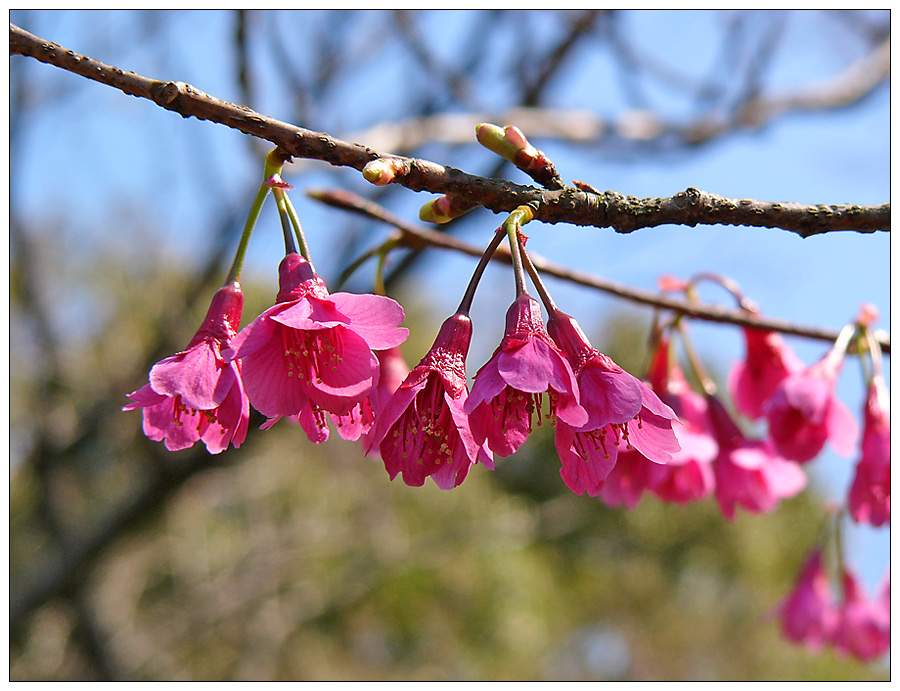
top-left (329, 292), bottom-right (409, 350)
top-left (123, 382), bottom-right (167, 410)
top-left (239, 325), bottom-right (312, 417)
top-left (577, 366), bottom-right (643, 429)
top-left (150, 342), bottom-right (234, 410)
top-left (496, 339), bottom-right (561, 393)
top-left (825, 396), bottom-right (859, 458)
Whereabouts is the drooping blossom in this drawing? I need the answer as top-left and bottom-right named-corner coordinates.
top-left (226, 253), bottom-right (408, 431)
top-left (465, 297), bottom-right (588, 459)
top-left (639, 335), bottom-right (717, 505)
top-left (124, 282), bottom-right (250, 454)
top-left (728, 327), bottom-right (804, 420)
top-left (832, 566), bottom-right (891, 661)
top-left (706, 394), bottom-right (806, 520)
top-left (546, 310), bottom-right (679, 497)
top-left (774, 548), bottom-right (838, 651)
top-left (369, 313), bottom-right (493, 489)
top-left (598, 334), bottom-right (711, 507)
top-left (259, 348), bottom-right (408, 446)
top-left (763, 350), bottom-right (858, 463)
top-left (848, 375), bottom-right (890, 526)
top-left (597, 448), bottom-right (657, 508)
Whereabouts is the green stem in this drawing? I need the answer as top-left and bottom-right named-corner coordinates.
top-left (827, 322), bottom-right (857, 366)
top-left (273, 189), bottom-right (299, 256)
top-left (677, 321), bottom-right (717, 396)
top-left (863, 326), bottom-right (885, 382)
top-left (505, 212), bottom-right (530, 298)
top-left (456, 205), bottom-right (535, 315)
top-left (225, 183), bottom-right (270, 285)
top-left (282, 191), bottom-right (314, 266)
top-left (687, 271), bottom-right (753, 311)
top-left (518, 231), bottom-right (557, 313)
top-left (455, 226), bottom-right (508, 316)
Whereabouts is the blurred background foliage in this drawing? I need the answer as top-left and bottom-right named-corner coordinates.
top-left (9, 260), bottom-right (886, 680)
top-left (9, 9), bottom-right (889, 681)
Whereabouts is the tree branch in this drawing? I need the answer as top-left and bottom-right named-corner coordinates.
top-left (308, 188), bottom-right (891, 354)
top-left (9, 23), bottom-right (889, 237)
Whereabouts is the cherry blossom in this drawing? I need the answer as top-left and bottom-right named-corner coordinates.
top-left (728, 327), bottom-right (804, 420)
top-left (547, 310), bottom-right (679, 497)
top-left (466, 296), bottom-right (588, 458)
top-left (848, 375), bottom-right (890, 526)
top-left (775, 548), bottom-right (838, 651)
top-left (227, 253), bottom-right (408, 422)
top-left (369, 313), bottom-right (493, 489)
top-left (124, 283), bottom-right (250, 454)
top-left (763, 351), bottom-right (858, 464)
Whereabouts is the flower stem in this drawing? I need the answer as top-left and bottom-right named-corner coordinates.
top-left (225, 182), bottom-right (270, 285)
top-left (827, 322), bottom-right (857, 366)
top-left (273, 189), bottom-right (299, 256)
top-left (677, 321), bottom-right (717, 395)
top-left (505, 207), bottom-right (533, 298)
top-left (282, 191), bottom-right (314, 266)
top-left (687, 271), bottom-right (754, 311)
top-left (455, 205), bottom-right (536, 316)
top-left (518, 232), bottom-right (557, 313)
top-left (455, 226), bottom-right (508, 316)
top-left (863, 326), bottom-right (884, 382)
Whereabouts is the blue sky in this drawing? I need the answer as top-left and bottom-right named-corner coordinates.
top-left (10, 10), bottom-right (890, 591)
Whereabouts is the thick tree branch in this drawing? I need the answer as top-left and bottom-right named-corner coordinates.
top-left (9, 23), bottom-right (889, 237)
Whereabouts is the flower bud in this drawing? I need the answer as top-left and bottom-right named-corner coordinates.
top-left (418, 194), bottom-right (475, 223)
top-left (362, 157), bottom-right (409, 186)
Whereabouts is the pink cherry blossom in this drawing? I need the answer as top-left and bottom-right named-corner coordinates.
top-left (369, 314), bottom-right (493, 489)
top-left (546, 310), bottom-right (679, 497)
top-left (466, 297), bottom-right (588, 458)
top-left (640, 335), bottom-right (717, 505)
top-left (597, 448), bottom-right (655, 507)
top-left (848, 375), bottom-right (890, 526)
top-left (832, 566), bottom-right (890, 661)
top-left (259, 348), bottom-right (409, 446)
top-left (728, 327), bottom-right (804, 420)
top-left (775, 548), bottom-right (838, 651)
top-left (763, 351), bottom-right (858, 463)
top-left (707, 394), bottom-right (806, 520)
top-left (124, 283), bottom-right (250, 454)
top-left (227, 253), bottom-right (408, 423)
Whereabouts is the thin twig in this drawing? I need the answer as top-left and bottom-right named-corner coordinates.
top-left (307, 188), bottom-right (891, 354)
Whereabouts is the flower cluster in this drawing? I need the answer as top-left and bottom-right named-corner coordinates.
top-left (126, 254), bottom-right (409, 453)
top-left (368, 293), bottom-right (680, 495)
top-left (123, 150), bottom-right (887, 667)
top-left (621, 280), bottom-right (890, 530)
top-left (776, 548), bottom-right (890, 662)
top-left (596, 329), bottom-right (808, 518)
top-left (125, 154), bottom-right (409, 454)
